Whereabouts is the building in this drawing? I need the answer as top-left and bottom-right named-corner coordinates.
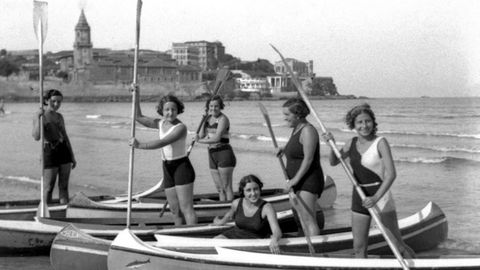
top-left (268, 58), bottom-right (315, 94)
top-left (65, 10), bottom-right (201, 85)
top-left (171, 41), bottom-right (225, 71)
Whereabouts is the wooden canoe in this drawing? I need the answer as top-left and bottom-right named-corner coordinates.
top-left (0, 180), bottom-right (165, 220)
top-left (65, 176), bottom-right (336, 220)
top-left (51, 202), bottom-right (446, 270)
top-left (108, 237), bottom-right (480, 270)
top-left (0, 207), bottom-right (297, 255)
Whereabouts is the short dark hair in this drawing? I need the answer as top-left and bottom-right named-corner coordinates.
top-left (238, 174), bottom-right (264, 197)
top-left (205, 95), bottom-right (225, 110)
top-left (345, 103), bottom-right (378, 135)
top-left (156, 95), bottom-right (185, 116)
top-left (43, 89), bottom-right (63, 105)
top-left (282, 97), bottom-right (310, 118)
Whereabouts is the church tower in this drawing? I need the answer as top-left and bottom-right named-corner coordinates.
top-left (73, 9), bottom-right (93, 82)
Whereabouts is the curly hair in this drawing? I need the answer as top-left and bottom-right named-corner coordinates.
top-left (282, 97), bottom-right (310, 119)
top-left (205, 95), bottom-right (225, 111)
top-left (345, 103), bottom-right (377, 135)
top-left (156, 95), bottom-right (185, 116)
top-left (238, 174), bottom-right (264, 197)
top-left (43, 89), bottom-right (63, 105)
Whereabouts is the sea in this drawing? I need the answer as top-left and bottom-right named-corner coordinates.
top-left (0, 97), bottom-right (479, 269)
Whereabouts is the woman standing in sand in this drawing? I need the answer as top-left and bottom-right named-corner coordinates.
top-left (322, 103), bottom-right (414, 258)
top-left (32, 89), bottom-right (76, 204)
top-left (195, 95), bottom-right (236, 201)
top-left (129, 92), bottom-right (197, 225)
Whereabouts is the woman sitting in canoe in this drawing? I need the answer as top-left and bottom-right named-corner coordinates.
top-left (322, 103), bottom-right (414, 258)
top-left (129, 90), bottom-right (197, 225)
top-left (212, 174), bottom-right (282, 254)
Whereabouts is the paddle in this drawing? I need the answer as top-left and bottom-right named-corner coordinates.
top-left (126, 0), bottom-right (143, 229)
top-left (270, 44), bottom-right (410, 270)
top-left (186, 67), bottom-right (232, 156)
top-left (258, 102), bottom-right (315, 256)
top-left (33, 0), bottom-right (50, 218)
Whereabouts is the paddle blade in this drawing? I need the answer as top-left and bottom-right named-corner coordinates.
top-left (211, 67), bottom-right (232, 95)
top-left (258, 103), bottom-right (271, 127)
top-left (36, 201), bottom-right (50, 218)
top-left (33, 1), bottom-right (48, 42)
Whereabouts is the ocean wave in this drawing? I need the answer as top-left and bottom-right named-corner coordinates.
top-left (339, 128), bottom-right (480, 140)
top-left (392, 143), bottom-right (480, 154)
top-left (0, 174), bottom-right (39, 184)
top-left (396, 156), bottom-right (480, 165)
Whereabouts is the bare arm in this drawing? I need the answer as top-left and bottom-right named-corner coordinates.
top-left (32, 109), bottom-right (43, 140)
top-left (212, 199), bottom-right (239, 225)
top-left (59, 114), bottom-right (76, 168)
top-left (262, 203), bottom-right (282, 253)
top-left (133, 123), bottom-right (187, 150)
top-left (322, 132), bottom-right (351, 166)
top-left (198, 115), bottom-right (229, 144)
top-left (133, 90), bottom-right (160, 129)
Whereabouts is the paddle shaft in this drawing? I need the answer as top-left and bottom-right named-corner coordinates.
top-left (33, 1), bottom-right (48, 218)
top-left (270, 44), bottom-right (410, 270)
top-left (258, 103), bottom-right (315, 255)
top-left (127, 0), bottom-right (142, 228)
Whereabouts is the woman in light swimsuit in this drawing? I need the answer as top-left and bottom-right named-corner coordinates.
top-left (322, 103), bottom-right (414, 258)
top-left (195, 95), bottom-right (236, 201)
top-left (130, 92), bottom-right (197, 225)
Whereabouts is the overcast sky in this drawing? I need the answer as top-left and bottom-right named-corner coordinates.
top-left (1, 0), bottom-right (479, 97)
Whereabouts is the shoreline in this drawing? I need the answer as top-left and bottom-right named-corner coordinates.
top-left (0, 94), bottom-right (361, 103)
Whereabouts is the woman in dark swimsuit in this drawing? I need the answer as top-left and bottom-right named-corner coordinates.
top-left (213, 174), bottom-right (282, 254)
top-left (32, 89), bottom-right (76, 204)
top-left (277, 98), bottom-right (324, 236)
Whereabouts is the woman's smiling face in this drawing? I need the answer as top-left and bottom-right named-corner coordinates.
top-left (243, 181), bottom-right (261, 203)
top-left (163, 101), bottom-right (178, 122)
top-left (354, 112), bottom-right (374, 137)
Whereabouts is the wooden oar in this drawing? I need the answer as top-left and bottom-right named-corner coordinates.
top-left (33, 1), bottom-right (50, 218)
top-left (187, 67), bottom-right (231, 155)
top-left (258, 102), bottom-right (315, 256)
top-left (270, 44), bottom-right (410, 270)
top-left (126, 0), bottom-right (143, 228)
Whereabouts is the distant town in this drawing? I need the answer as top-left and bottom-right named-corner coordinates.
top-left (0, 9), bottom-right (347, 102)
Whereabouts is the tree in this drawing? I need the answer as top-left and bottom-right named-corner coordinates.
top-left (0, 59), bottom-right (20, 78)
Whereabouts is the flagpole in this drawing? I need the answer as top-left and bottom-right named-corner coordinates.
top-left (126, 0), bottom-right (142, 228)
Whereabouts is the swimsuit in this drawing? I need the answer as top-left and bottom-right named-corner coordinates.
top-left (284, 124), bottom-right (324, 196)
top-left (205, 115), bottom-right (236, 169)
top-left (222, 198), bottom-right (270, 239)
top-left (158, 120), bottom-right (195, 188)
top-left (349, 136), bottom-right (396, 215)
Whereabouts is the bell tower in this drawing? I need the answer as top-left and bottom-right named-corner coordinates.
top-left (73, 9), bottom-right (93, 82)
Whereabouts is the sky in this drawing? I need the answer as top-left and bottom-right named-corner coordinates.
top-left (1, 0), bottom-right (480, 98)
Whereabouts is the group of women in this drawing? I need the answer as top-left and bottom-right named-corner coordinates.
top-left (33, 88), bottom-right (414, 258)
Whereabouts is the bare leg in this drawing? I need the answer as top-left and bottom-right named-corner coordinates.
top-left (164, 187), bottom-right (183, 225)
top-left (175, 183), bottom-right (197, 225)
top-left (43, 167), bottom-right (58, 204)
top-left (57, 163), bottom-right (71, 204)
top-left (217, 166), bottom-right (234, 201)
top-left (380, 210), bottom-right (416, 258)
top-left (210, 169), bottom-right (226, 201)
top-left (352, 211), bottom-right (371, 258)
top-left (292, 191), bottom-right (320, 236)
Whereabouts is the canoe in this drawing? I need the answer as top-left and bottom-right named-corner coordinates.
top-left (51, 202), bottom-right (446, 270)
top-left (0, 180), bottom-right (165, 220)
top-left (151, 201), bottom-right (447, 254)
top-left (108, 235), bottom-right (480, 270)
top-left (0, 207), bottom-right (297, 255)
top-left (65, 175), bottom-right (337, 220)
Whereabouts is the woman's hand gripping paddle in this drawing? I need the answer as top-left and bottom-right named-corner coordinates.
top-left (258, 102), bottom-right (315, 256)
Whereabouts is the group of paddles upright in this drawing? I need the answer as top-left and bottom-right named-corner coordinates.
top-left (31, 0), bottom-right (414, 268)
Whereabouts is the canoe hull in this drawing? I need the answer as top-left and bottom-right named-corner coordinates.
top-left (108, 229), bottom-right (479, 270)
